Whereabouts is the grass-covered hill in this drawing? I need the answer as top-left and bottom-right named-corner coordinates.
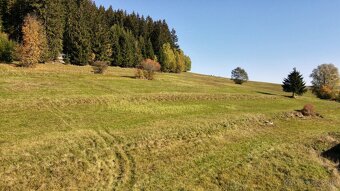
top-left (0, 63), bottom-right (340, 190)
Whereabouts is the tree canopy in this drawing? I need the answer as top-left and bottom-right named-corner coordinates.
top-left (231, 67), bottom-right (249, 84)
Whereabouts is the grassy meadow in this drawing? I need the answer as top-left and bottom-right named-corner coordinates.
top-left (0, 63), bottom-right (340, 190)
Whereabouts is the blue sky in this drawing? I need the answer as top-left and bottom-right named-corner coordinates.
top-left (94, 0), bottom-right (340, 84)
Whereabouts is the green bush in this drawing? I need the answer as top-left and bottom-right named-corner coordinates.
top-left (0, 32), bottom-right (15, 63)
top-left (92, 61), bottom-right (109, 74)
top-left (336, 91), bottom-right (340, 102)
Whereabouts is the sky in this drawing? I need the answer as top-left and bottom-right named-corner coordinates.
top-left (94, 0), bottom-right (340, 84)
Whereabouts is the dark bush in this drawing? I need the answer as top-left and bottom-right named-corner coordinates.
top-left (0, 32), bottom-right (15, 63)
top-left (92, 61), bottom-right (109, 74)
top-left (301, 104), bottom-right (315, 116)
top-left (136, 59), bottom-right (161, 80)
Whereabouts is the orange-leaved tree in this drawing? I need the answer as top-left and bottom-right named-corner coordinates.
top-left (20, 14), bottom-right (48, 67)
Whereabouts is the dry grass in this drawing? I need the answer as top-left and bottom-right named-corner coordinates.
top-left (0, 63), bottom-right (340, 190)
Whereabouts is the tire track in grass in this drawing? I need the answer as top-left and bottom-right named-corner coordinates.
top-left (96, 130), bottom-right (137, 190)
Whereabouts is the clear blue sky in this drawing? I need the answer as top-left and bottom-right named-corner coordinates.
top-left (94, 0), bottom-right (340, 84)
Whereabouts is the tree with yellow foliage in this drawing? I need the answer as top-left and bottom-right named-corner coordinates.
top-left (20, 14), bottom-right (48, 67)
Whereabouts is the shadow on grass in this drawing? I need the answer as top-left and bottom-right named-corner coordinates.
top-left (322, 144), bottom-right (340, 169)
top-left (256, 91), bottom-right (277, 96)
top-left (256, 91), bottom-right (295, 99)
top-left (121, 75), bottom-right (137, 79)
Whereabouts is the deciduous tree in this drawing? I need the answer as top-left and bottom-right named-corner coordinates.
top-left (20, 14), bottom-right (47, 67)
top-left (231, 67), bottom-right (249, 85)
top-left (310, 64), bottom-right (339, 98)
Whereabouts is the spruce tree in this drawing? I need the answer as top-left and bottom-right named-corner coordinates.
top-left (171, 28), bottom-right (179, 50)
top-left (91, 5), bottom-right (111, 62)
top-left (63, 0), bottom-right (91, 65)
top-left (110, 24), bottom-right (124, 66)
top-left (34, 0), bottom-right (65, 60)
top-left (282, 68), bottom-right (307, 98)
top-left (145, 38), bottom-right (155, 59)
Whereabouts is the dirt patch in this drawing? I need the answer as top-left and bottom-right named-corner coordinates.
top-left (281, 111), bottom-right (323, 120)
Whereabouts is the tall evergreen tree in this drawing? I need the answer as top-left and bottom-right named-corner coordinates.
top-left (34, 0), bottom-right (65, 60)
top-left (171, 28), bottom-right (179, 50)
top-left (145, 38), bottom-right (155, 59)
top-left (91, 5), bottom-right (111, 62)
top-left (63, 0), bottom-right (91, 65)
top-left (282, 68), bottom-right (307, 98)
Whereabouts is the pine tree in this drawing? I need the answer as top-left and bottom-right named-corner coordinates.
top-left (171, 28), bottom-right (179, 50)
top-left (145, 38), bottom-right (155, 59)
top-left (138, 36), bottom-right (146, 58)
top-left (110, 24), bottom-right (124, 66)
top-left (91, 5), bottom-right (111, 62)
top-left (63, 0), bottom-right (91, 65)
top-left (282, 68), bottom-right (307, 98)
top-left (34, 0), bottom-right (65, 60)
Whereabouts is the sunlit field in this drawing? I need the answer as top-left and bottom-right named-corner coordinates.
top-left (0, 63), bottom-right (339, 190)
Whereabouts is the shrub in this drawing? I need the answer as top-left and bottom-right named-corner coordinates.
top-left (92, 61), bottom-right (109, 74)
top-left (317, 85), bottom-right (336, 100)
top-left (301, 104), bottom-right (315, 116)
top-left (135, 69), bottom-right (146, 79)
top-left (136, 59), bottom-right (161, 80)
top-left (336, 91), bottom-right (340, 102)
top-left (0, 32), bottom-right (15, 63)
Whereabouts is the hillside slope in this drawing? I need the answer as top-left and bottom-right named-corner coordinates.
top-left (0, 63), bottom-right (340, 190)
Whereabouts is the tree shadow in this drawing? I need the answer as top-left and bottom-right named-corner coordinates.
top-left (322, 144), bottom-right (340, 169)
top-left (256, 91), bottom-right (277, 96)
top-left (121, 75), bottom-right (137, 79)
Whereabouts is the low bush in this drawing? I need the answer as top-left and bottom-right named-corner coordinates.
top-left (336, 91), bottom-right (340, 102)
top-left (0, 32), bottom-right (15, 63)
top-left (92, 61), bottom-right (109, 74)
top-left (301, 104), bottom-right (315, 116)
top-left (136, 59), bottom-right (161, 80)
top-left (316, 85), bottom-right (335, 100)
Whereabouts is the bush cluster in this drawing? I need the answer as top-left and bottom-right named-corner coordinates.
top-left (135, 59), bottom-right (161, 80)
top-left (92, 61), bottom-right (109, 74)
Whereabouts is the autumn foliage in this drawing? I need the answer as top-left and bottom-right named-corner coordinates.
top-left (19, 15), bottom-right (47, 67)
top-left (301, 104), bottom-right (316, 116)
top-left (136, 59), bottom-right (161, 80)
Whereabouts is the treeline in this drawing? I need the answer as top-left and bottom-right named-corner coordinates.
top-left (0, 0), bottom-right (191, 72)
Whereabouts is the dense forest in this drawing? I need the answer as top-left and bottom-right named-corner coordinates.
top-left (0, 0), bottom-right (191, 72)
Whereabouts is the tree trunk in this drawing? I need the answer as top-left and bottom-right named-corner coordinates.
top-left (292, 92), bottom-right (295, 98)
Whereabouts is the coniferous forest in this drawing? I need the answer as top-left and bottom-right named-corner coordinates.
top-left (0, 0), bottom-right (191, 72)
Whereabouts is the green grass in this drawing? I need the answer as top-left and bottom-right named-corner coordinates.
top-left (0, 63), bottom-right (340, 190)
